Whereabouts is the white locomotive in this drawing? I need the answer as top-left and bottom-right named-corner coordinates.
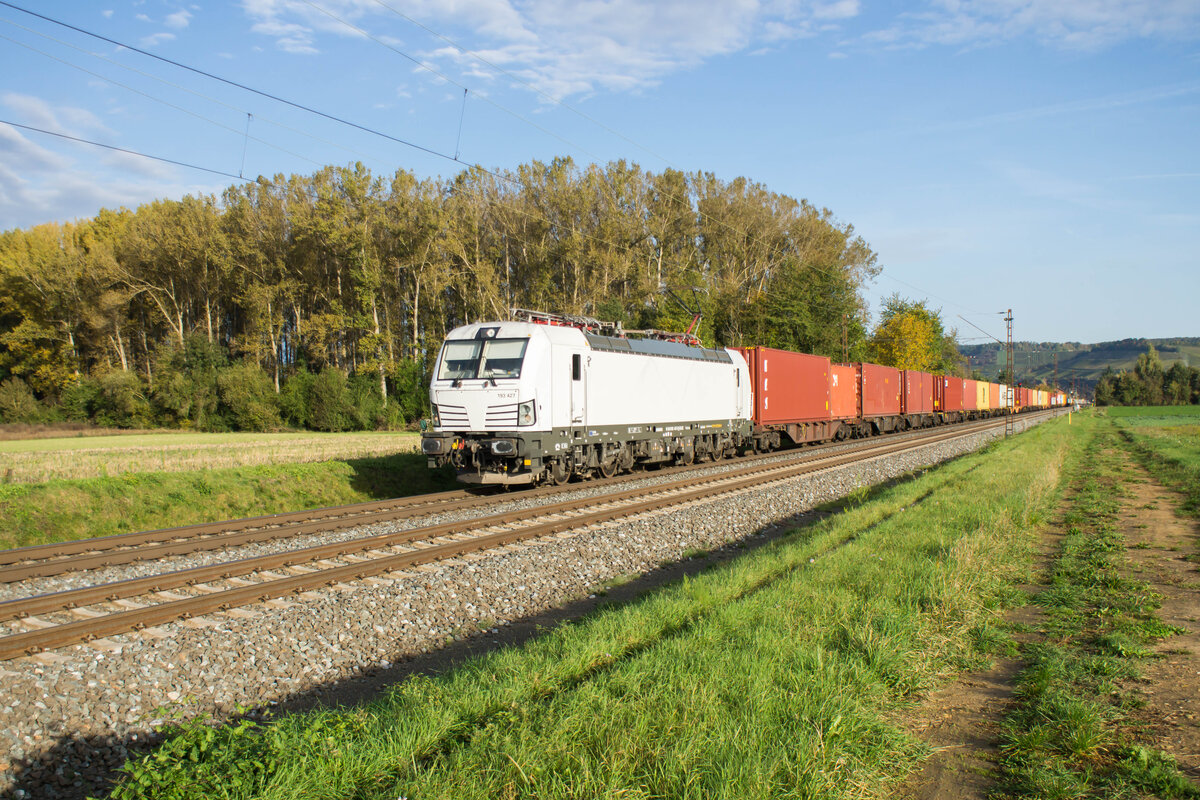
top-left (421, 310), bottom-right (753, 486)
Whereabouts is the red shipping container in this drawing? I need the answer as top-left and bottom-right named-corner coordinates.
top-left (830, 364), bottom-right (858, 419)
top-left (902, 370), bottom-right (934, 414)
top-left (735, 346), bottom-right (831, 425)
top-left (963, 379), bottom-right (979, 411)
top-left (858, 362), bottom-right (901, 417)
top-left (940, 376), bottom-right (966, 412)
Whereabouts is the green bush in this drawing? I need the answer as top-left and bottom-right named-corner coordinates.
top-left (93, 370), bottom-right (152, 428)
top-left (217, 362), bottom-right (282, 431)
top-left (393, 357), bottom-right (429, 424)
top-left (0, 376), bottom-right (43, 423)
top-left (60, 377), bottom-right (102, 422)
top-left (151, 336), bottom-right (229, 430)
top-left (279, 368), bottom-right (314, 428)
top-left (308, 367), bottom-right (357, 432)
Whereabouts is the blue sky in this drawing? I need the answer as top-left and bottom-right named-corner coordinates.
top-left (1, 0), bottom-right (1197, 344)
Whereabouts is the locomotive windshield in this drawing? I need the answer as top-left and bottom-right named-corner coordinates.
top-left (437, 338), bottom-right (529, 380)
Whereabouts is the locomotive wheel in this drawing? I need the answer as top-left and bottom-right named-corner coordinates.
top-left (548, 458), bottom-right (570, 486)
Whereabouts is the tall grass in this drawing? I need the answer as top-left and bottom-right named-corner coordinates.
top-left (111, 419), bottom-right (1074, 800)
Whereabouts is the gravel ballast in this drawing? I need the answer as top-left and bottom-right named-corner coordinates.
top-left (0, 414), bottom-right (1054, 799)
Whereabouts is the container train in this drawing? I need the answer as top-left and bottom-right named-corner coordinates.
top-left (420, 310), bottom-right (1065, 486)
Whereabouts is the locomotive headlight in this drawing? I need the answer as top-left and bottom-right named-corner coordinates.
top-left (518, 400), bottom-right (536, 426)
top-left (431, 404), bottom-right (440, 427)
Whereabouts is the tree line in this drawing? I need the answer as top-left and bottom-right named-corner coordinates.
top-left (0, 158), bottom-right (887, 431)
top-left (1094, 346), bottom-right (1200, 406)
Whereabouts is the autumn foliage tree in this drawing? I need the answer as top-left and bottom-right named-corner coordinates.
top-left (0, 159), bottom-right (882, 429)
top-left (868, 294), bottom-right (965, 373)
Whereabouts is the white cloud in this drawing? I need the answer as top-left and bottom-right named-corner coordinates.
top-left (102, 9), bottom-right (114, 18)
top-left (164, 9), bottom-right (193, 29)
top-left (2, 93), bottom-right (111, 136)
top-left (239, 0), bottom-right (863, 97)
top-left (864, 0), bottom-right (1200, 51)
top-left (140, 32), bottom-right (177, 47)
top-left (135, 13), bottom-right (151, 22)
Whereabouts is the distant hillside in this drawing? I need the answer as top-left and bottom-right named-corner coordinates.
top-left (957, 337), bottom-right (1200, 396)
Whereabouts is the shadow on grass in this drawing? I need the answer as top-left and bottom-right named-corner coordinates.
top-left (343, 452), bottom-right (461, 500)
top-left (6, 462), bottom-right (951, 799)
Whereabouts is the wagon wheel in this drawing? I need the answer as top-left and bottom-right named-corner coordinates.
top-left (598, 458), bottom-right (617, 479)
top-left (677, 448), bottom-right (694, 466)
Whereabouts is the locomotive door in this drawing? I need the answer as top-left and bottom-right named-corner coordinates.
top-left (570, 352), bottom-right (585, 423)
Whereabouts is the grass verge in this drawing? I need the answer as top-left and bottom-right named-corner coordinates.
top-left (996, 413), bottom-right (1199, 798)
top-left (0, 454), bottom-right (457, 550)
top-left (109, 419), bottom-right (1071, 800)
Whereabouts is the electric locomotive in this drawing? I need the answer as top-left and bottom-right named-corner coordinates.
top-left (421, 310), bottom-right (753, 486)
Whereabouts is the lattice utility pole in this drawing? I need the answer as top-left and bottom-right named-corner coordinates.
top-left (1005, 309), bottom-right (1014, 438)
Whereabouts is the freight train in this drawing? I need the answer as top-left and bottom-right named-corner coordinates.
top-left (420, 310), bottom-right (1065, 486)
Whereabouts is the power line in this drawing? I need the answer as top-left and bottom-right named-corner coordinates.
top-left (0, 0), bottom-right (455, 164)
top-left (1, 119), bottom-right (249, 181)
top-left (0, 30), bottom-right (324, 168)
top-left (0, 14), bottom-right (393, 167)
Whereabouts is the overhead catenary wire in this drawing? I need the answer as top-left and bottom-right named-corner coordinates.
top-left (0, 30), bottom-right (324, 169)
top-left (0, 119), bottom-right (249, 181)
top-left (0, 0), bottom-right (455, 164)
top-left (0, 13), bottom-right (395, 167)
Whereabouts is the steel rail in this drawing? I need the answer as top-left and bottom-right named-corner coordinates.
top-left (0, 415), bottom-right (1040, 660)
top-left (0, 414), bottom-right (1024, 581)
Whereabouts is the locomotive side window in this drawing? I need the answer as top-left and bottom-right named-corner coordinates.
top-left (437, 338), bottom-right (528, 380)
top-left (572, 353), bottom-right (581, 381)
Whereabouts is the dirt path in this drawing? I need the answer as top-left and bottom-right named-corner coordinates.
top-left (1121, 475), bottom-right (1200, 784)
top-left (897, 461), bottom-right (1200, 798)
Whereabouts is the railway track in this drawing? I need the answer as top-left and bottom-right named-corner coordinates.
top-left (0, 415), bottom-right (1025, 583)
top-left (0, 413), bottom-right (1048, 661)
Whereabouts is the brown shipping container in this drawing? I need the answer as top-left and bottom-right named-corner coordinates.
top-left (963, 379), bottom-right (979, 411)
top-left (859, 362), bottom-right (901, 417)
top-left (989, 382), bottom-right (1001, 410)
top-left (830, 364), bottom-right (858, 419)
top-left (736, 346), bottom-right (831, 425)
top-left (941, 376), bottom-right (965, 412)
top-left (902, 370), bottom-right (934, 414)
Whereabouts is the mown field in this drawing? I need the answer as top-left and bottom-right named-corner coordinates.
top-left (0, 430), bottom-right (421, 483)
top-left (109, 417), bottom-right (1077, 799)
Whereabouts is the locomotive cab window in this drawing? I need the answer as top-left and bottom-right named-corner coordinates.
top-left (437, 338), bottom-right (529, 381)
top-left (572, 353), bottom-right (582, 381)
